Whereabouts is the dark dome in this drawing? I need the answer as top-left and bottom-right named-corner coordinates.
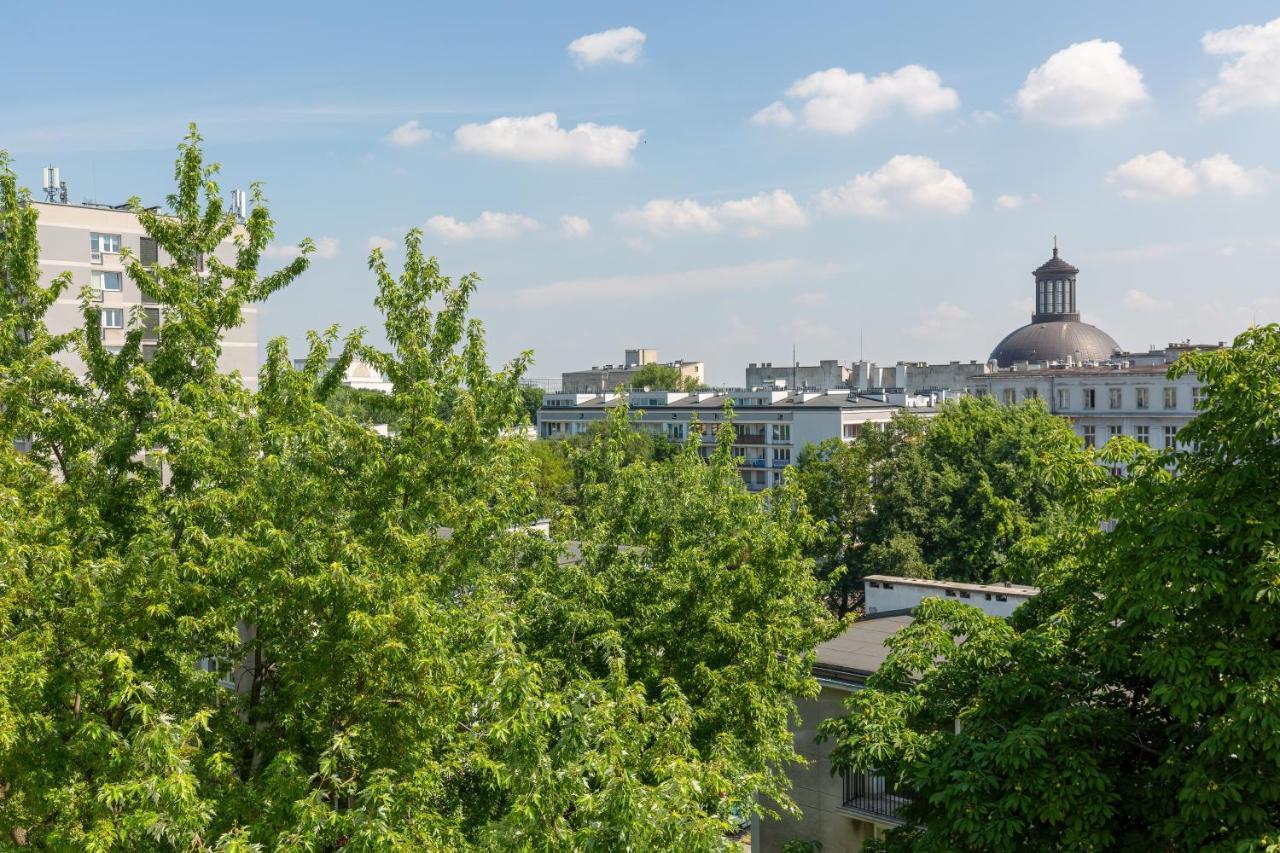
top-left (989, 320), bottom-right (1120, 367)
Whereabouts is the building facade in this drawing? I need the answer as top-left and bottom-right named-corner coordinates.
top-left (34, 199), bottom-right (256, 385)
top-left (561, 348), bottom-right (704, 393)
top-left (756, 576), bottom-right (1039, 852)
top-left (537, 389), bottom-right (936, 491)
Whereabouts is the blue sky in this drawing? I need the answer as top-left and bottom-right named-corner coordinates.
top-left (5, 1), bottom-right (1280, 384)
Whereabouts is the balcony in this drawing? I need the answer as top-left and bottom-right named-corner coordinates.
top-left (841, 770), bottom-right (910, 826)
top-left (733, 431), bottom-right (766, 445)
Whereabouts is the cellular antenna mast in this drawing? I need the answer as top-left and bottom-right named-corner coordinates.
top-left (41, 166), bottom-right (68, 203)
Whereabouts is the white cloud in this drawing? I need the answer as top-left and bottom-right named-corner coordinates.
top-left (768, 64), bottom-right (958, 134)
top-left (911, 302), bottom-right (971, 337)
top-left (385, 120), bottom-right (433, 147)
top-left (1123, 289), bottom-right (1172, 313)
top-left (995, 193), bottom-right (1026, 209)
top-left (1200, 17), bottom-right (1280, 114)
top-left (264, 236), bottom-right (339, 260)
top-left (559, 215), bottom-right (592, 238)
top-left (971, 109), bottom-right (1001, 124)
top-left (367, 235), bottom-right (396, 252)
top-left (1106, 151), bottom-right (1269, 200)
top-left (500, 259), bottom-right (805, 308)
top-left (567, 26), bottom-right (646, 66)
top-left (1196, 153), bottom-right (1268, 195)
top-left (751, 101), bottom-right (796, 127)
top-left (817, 155), bottom-right (973, 217)
top-left (424, 211), bottom-right (542, 241)
top-left (617, 189), bottom-right (807, 236)
top-left (1015, 40), bottom-right (1148, 126)
top-left (454, 112), bottom-right (641, 167)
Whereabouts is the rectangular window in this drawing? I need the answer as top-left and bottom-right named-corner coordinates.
top-left (772, 447), bottom-right (791, 464)
top-left (1002, 389), bottom-right (1016, 404)
top-left (90, 232), bottom-right (121, 261)
top-left (1109, 387), bottom-right (1122, 409)
top-left (1164, 425), bottom-right (1177, 449)
top-left (1109, 424), bottom-right (1122, 440)
top-left (843, 423), bottom-right (860, 439)
top-left (1163, 387), bottom-right (1177, 409)
top-left (1056, 388), bottom-right (1070, 409)
top-left (1136, 387), bottom-right (1149, 410)
top-left (1024, 388), bottom-right (1038, 399)
top-left (139, 236), bottom-right (159, 267)
top-left (1136, 425), bottom-right (1150, 446)
top-left (93, 270), bottom-right (123, 292)
top-left (1082, 388), bottom-right (1096, 409)
top-left (1082, 425), bottom-right (1096, 448)
top-left (771, 423), bottom-right (791, 442)
top-left (100, 307), bottom-right (124, 330)
top-left (1192, 386), bottom-right (1206, 407)
top-left (669, 423), bottom-right (685, 441)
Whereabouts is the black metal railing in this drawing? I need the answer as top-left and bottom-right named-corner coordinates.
top-left (841, 769), bottom-right (910, 823)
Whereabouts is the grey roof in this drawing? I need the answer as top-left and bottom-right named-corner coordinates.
top-left (1033, 249), bottom-right (1079, 278)
top-left (813, 612), bottom-right (915, 685)
top-left (989, 320), bottom-right (1121, 368)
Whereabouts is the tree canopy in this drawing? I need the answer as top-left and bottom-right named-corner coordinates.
top-left (629, 362), bottom-right (700, 392)
top-left (0, 130), bottom-right (836, 850)
top-left (822, 324), bottom-right (1280, 851)
top-left (793, 397), bottom-right (1084, 615)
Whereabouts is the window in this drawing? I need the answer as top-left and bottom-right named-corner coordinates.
top-left (1135, 425), bottom-right (1150, 446)
top-left (1056, 388), bottom-right (1069, 409)
top-left (1024, 388), bottom-right (1038, 400)
top-left (771, 423), bottom-right (791, 442)
top-left (100, 307), bottom-right (124, 329)
top-left (1136, 387), bottom-right (1149, 409)
top-left (1192, 386), bottom-right (1206, 408)
top-left (1164, 425), bottom-right (1177, 450)
top-left (843, 423), bottom-right (861, 439)
top-left (90, 232), bottom-right (121, 261)
top-left (1082, 425), bottom-right (1096, 448)
top-left (1082, 388), bottom-right (1096, 409)
top-left (93, 270), bottom-right (122, 292)
top-left (772, 447), bottom-right (791, 465)
top-left (1002, 389), bottom-right (1016, 404)
top-left (1163, 387), bottom-right (1177, 409)
top-left (1109, 424), bottom-right (1122, 441)
top-left (669, 423), bottom-right (685, 441)
top-left (1109, 387), bottom-right (1122, 409)
top-left (139, 236), bottom-right (159, 267)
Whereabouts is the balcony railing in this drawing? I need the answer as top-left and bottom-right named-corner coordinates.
top-left (733, 432), bottom-right (766, 445)
top-left (841, 770), bottom-right (910, 825)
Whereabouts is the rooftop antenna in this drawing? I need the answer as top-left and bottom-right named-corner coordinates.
top-left (41, 166), bottom-right (67, 203)
top-left (1053, 234), bottom-right (1059, 258)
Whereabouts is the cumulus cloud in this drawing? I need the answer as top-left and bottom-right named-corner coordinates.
top-left (1123, 289), bottom-right (1172, 313)
top-left (367, 235), bottom-right (396, 252)
top-left (454, 112), bottom-right (641, 167)
top-left (762, 65), bottom-right (958, 134)
top-left (567, 26), bottom-right (646, 66)
top-left (559, 215), bottom-right (592, 238)
top-left (498, 259), bottom-right (804, 308)
top-left (911, 302), bottom-right (971, 337)
top-left (424, 211), bottom-right (542, 241)
top-left (1015, 40), bottom-right (1148, 126)
top-left (1106, 151), bottom-right (1268, 200)
top-left (751, 101), bottom-right (796, 127)
top-left (817, 155), bottom-right (973, 217)
top-left (385, 120), bottom-right (433, 147)
top-left (1200, 17), bottom-right (1280, 114)
top-left (995, 193), bottom-right (1026, 209)
top-left (265, 237), bottom-right (339, 260)
top-left (617, 190), bottom-right (807, 236)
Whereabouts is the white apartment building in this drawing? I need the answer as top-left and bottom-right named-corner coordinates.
top-left (34, 198), bottom-right (256, 385)
top-left (561, 348), bottom-right (704, 394)
top-left (756, 575), bottom-right (1039, 852)
top-left (537, 388), bottom-right (937, 491)
top-left (971, 343), bottom-right (1219, 452)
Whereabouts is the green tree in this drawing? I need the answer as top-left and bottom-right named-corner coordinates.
top-left (794, 398), bottom-right (1083, 615)
top-left (0, 130), bottom-right (835, 850)
top-left (324, 384), bottom-right (400, 427)
top-left (630, 361), bottom-right (699, 391)
top-left (519, 384), bottom-right (544, 424)
top-left (822, 325), bottom-right (1280, 851)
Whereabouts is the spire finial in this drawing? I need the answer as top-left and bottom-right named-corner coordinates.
top-left (1053, 234), bottom-right (1059, 258)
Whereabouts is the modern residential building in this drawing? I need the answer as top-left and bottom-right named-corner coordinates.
top-left (746, 359), bottom-right (992, 395)
top-left (33, 194), bottom-right (256, 385)
top-left (561, 348), bottom-right (704, 393)
top-left (536, 388), bottom-right (939, 491)
top-left (755, 575), bottom-right (1040, 852)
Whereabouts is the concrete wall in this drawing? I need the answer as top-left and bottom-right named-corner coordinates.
top-left (746, 360), bottom-right (851, 390)
top-left (756, 686), bottom-right (879, 853)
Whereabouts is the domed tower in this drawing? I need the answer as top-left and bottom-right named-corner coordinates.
top-left (989, 240), bottom-right (1120, 367)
